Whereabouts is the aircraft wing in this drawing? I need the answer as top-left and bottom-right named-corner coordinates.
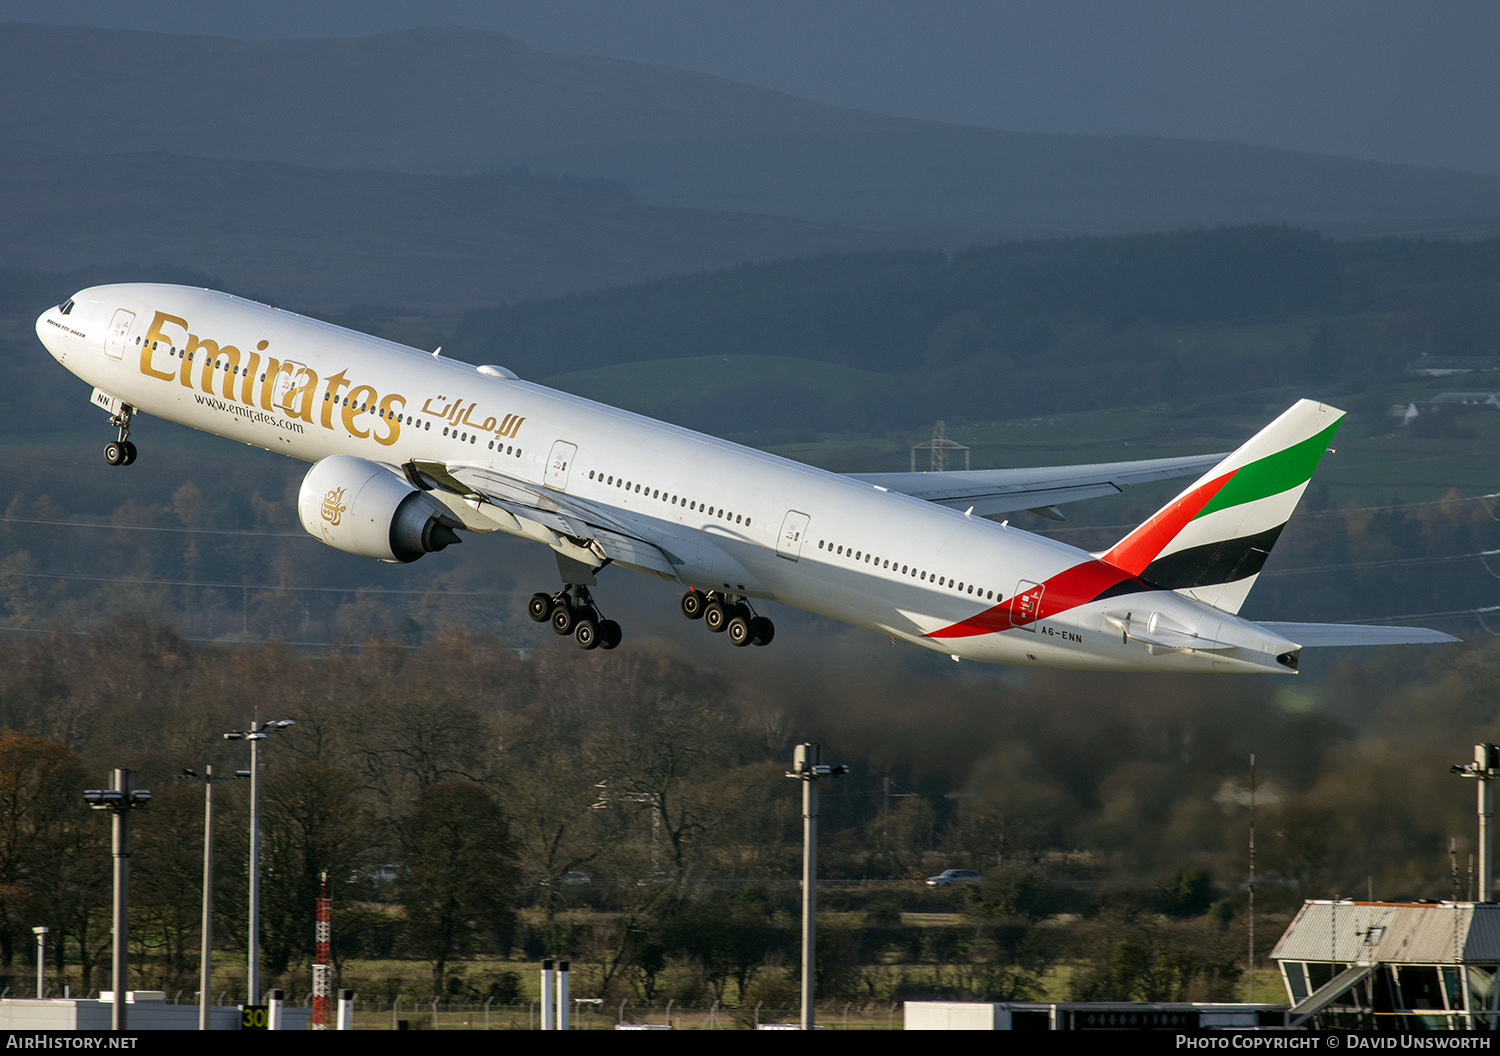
top-left (846, 453), bottom-right (1227, 520)
top-left (412, 460), bottom-right (682, 580)
top-left (1255, 622), bottom-right (1461, 647)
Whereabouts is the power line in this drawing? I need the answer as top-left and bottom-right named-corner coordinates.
top-left (1, 515), bottom-right (308, 538)
top-left (1301, 492), bottom-right (1500, 518)
top-left (0, 624), bottom-right (336, 648)
top-left (1039, 491), bottom-right (1500, 537)
top-left (1261, 549), bottom-right (1500, 577)
top-left (0, 570), bottom-right (508, 597)
top-left (1343, 606), bottom-right (1500, 625)
top-left (9, 492), bottom-right (1500, 549)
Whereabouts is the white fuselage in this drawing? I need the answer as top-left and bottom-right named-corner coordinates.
top-left (36, 283), bottom-right (1299, 673)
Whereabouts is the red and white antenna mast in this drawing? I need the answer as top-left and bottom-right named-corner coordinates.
top-left (312, 870), bottom-right (332, 1029)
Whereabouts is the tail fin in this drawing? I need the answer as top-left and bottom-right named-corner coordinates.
top-left (1100, 399), bottom-right (1343, 614)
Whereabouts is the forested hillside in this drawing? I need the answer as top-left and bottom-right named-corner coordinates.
top-left (453, 227), bottom-right (1500, 432)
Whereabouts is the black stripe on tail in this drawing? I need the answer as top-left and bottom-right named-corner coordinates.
top-left (1140, 524), bottom-right (1284, 591)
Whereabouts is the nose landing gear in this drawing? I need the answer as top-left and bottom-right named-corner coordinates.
top-left (679, 589), bottom-right (774, 647)
top-left (528, 585), bottom-right (622, 651)
top-left (102, 406), bottom-right (137, 466)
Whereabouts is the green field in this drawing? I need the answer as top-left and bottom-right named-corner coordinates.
top-left (542, 354), bottom-right (891, 410)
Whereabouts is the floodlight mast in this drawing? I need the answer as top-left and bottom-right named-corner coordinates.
top-left (183, 766), bottom-right (249, 1030)
top-left (1451, 743), bottom-right (1500, 900)
top-left (785, 743), bottom-right (847, 1031)
top-left (198, 766), bottom-right (214, 1031)
top-left (83, 769), bottom-right (150, 1032)
top-left (225, 718), bottom-right (295, 1004)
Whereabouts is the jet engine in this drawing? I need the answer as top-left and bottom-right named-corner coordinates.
top-left (297, 455), bottom-right (461, 563)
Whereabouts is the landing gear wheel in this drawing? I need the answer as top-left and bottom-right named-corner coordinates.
top-left (528, 593), bottom-right (555, 623)
top-left (103, 405), bottom-right (136, 466)
top-left (702, 601), bottom-right (728, 633)
top-left (680, 590), bottom-right (705, 620)
top-left (726, 615), bottom-right (753, 647)
top-left (574, 618), bottom-right (600, 650)
top-left (551, 605), bottom-right (577, 636)
top-left (750, 616), bottom-right (775, 646)
top-left (599, 620), bottom-right (622, 649)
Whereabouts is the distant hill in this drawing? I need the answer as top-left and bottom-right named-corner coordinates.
top-left (449, 227), bottom-right (1500, 436)
top-left (5, 24), bottom-right (1500, 240)
top-left (0, 154), bottom-right (909, 313)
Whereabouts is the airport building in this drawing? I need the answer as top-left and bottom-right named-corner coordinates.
top-left (1271, 900), bottom-right (1500, 1029)
top-left (906, 900), bottom-right (1500, 1030)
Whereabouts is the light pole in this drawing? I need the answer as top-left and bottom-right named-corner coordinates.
top-left (83, 769), bottom-right (151, 1032)
top-left (32, 926), bottom-right (47, 998)
top-left (225, 719), bottom-right (295, 1004)
top-left (1451, 743), bottom-right (1499, 900)
top-left (184, 766), bottom-right (249, 1030)
top-left (785, 743), bottom-right (847, 1031)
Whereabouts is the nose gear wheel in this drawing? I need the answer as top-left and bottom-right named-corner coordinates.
top-left (102, 406), bottom-right (137, 466)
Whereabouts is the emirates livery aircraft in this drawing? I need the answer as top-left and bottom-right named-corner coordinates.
top-left (36, 284), bottom-right (1454, 672)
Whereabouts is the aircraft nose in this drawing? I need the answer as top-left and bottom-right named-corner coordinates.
top-left (35, 307), bottom-right (56, 355)
top-left (35, 304), bottom-right (68, 362)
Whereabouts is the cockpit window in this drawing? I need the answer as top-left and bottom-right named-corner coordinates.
top-left (59, 299), bottom-right (74, 315)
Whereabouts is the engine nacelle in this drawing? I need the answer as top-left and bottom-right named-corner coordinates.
top-left (298, 455), bottom-right (461, 563)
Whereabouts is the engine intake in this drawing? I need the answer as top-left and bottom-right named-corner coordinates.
top-left (298, 455), bottom-right (460, 563)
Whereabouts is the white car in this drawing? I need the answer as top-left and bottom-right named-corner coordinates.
top-left (925, 869), bottom-right (982, 888)
top-left (540, 871), bottom-right (592, 887)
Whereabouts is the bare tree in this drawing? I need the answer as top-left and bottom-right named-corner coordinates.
top-left (398, 781), bottom-right (518, 994)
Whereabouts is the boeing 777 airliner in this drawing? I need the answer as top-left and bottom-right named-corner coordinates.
top-left (35, 284), bottom-right (1455, 672)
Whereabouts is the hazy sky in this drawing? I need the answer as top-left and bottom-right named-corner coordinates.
top-left (4, 0), bottom-right (1498, 173)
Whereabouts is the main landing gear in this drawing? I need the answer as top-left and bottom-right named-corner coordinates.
top-left (528, 586), bottom-right (622, 651)
top-left (103, 406), bottom-right (137, 466)
top-left (680, 589), bottom-right (774, 647)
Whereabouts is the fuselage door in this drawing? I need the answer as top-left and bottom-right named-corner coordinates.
top-left (104, 309), bottom-right (134, 360)
top-left (1010, 580), bottom-right (1044, 630)
top-left (276, 364), bottom-right (313, 415)
top-left (544, 440), bottom-right (578, 492)
top-left (777, 510), bottom-right (811, 561)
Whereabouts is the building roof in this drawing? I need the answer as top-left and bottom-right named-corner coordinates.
top-left (1272, 901), bottom-right (1500, 965)
top-left (1406, 358), bottom-right (1500, 375)
top-left (1427, 392), bottom-right (1500, 405)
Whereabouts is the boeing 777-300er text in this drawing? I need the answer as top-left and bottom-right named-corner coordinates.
top-left (36, 284), bottom-right (1455, 672)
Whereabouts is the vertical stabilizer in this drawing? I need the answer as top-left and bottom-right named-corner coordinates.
top-left (1100, 399), bottom-right (1342, 613)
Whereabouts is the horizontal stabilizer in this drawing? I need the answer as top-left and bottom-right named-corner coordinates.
top-left (1257, 622), bottom-right (1460, 647)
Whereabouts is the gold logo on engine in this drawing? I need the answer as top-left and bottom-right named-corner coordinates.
top-left (321, 486), bottom-right (347, 526)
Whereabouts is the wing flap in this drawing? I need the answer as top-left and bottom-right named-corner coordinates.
top-left (848, 453), bottom-right (1226, 518)
top-left (436, 461), bottom-right (680, 578)
top-left (590, 527), bottom-right (680, 579)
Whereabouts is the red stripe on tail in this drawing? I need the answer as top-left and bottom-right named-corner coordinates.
top-left (1101, 469), bottom-right (1235, 576)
